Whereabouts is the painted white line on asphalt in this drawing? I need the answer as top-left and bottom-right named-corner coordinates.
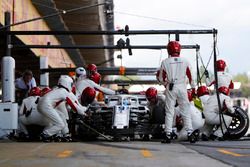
top-left (30, 143), bottom-right (49, 153)
top-left (0, 159), bottom-right (10, 164)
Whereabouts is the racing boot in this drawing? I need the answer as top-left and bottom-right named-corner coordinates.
top-left (40, 133), bottom-right (53, 142)
top-left (161, 133), bottom-right (172, 144)
top-left (61, 134), bottom-right (73, 142)
top-left (171, 131), bottom-right (178, 140)
top-left (209, 134), bottom-right (224, 141)
top-left (222, 131), bottom-right (230, 140)
top-left (201, 133), bottom-right (209, 141)
top-left (18, 132), bottom-right (30, 141)
top-left (188, 129), bottom-right (200, 143)
top-left (53, 135), bottom-right (62, 142)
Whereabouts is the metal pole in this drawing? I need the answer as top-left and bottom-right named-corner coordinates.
top-left (12, 44), bottom-right (200, 50)
top-left (175, 33), bottom-right (180, 41)
top-left (3, 29), bottom-right (216, 36)
top-left (4, 12), bottom-right (11, 56)
top-left (196, 47), bottom-right (201, 86)
top-left (101, 80), bottom-right (158, 85)
top-left (40, 67), bottom-right (158, 75)
top-left (1, 12), bottom-right (15, 103)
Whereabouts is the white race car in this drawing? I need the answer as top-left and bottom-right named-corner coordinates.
top-left (76, 94), bottom-right (151, 141)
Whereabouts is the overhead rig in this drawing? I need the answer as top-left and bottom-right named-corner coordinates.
top-left (1, 25), bottom-right (217, 80)
top-left (1, 25), bottom-right (216, 86)
top-left (2, 26), bottom-right (213, 53)
top-left (0, 24), bottom-right (218, 94)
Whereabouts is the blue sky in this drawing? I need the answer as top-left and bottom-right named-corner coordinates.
top-left (113, 0), bottom-right (250, 75)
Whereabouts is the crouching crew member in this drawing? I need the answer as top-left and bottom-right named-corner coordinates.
top-left (74, 67), bottom-right (115, 103)
top-left (202, 86), bottom-right (234, 140)
top-left (38, 75), bottom-right (88, 142)
top-left (18, 87), bottom-right (50, 139)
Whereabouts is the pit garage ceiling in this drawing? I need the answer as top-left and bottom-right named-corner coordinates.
top-left (32, 0), bottom-right (114, 67)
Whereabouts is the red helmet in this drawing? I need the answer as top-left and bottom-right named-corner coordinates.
top-left (216, 59), bottom-right (226, 71)
top-left (81, 87), bottom-right (96, 105)
top-left (167, 41), bottom-right (181, 57)
top-left (90, 72), bottom-right (101, 84)
top-left (187, 89), bottom-right (193, 102)
top-left (87, 64), bottom-right (97, 73)
top-left (145, 87), bottom-right (157, 101)
top-left (197, 86), bottom-right (209, 97)
top-left (218, 86), bottom-right (230, 95)
top-left (28, 87), bottom-right (41, 96)
top-left (41, 87), bottom-right (52, 96)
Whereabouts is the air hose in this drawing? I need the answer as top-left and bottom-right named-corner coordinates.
top-left (212, 29), bottom-right (230, 137)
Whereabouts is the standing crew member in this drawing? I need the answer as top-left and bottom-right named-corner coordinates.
top-left (15, 70), bottom-right (37, 104)
top-left (158, 41), bottom-right (197, 143)
top-left (15, 70), bottom-right (37, 91)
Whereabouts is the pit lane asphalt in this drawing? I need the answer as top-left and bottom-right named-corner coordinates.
top-left (183, 138), bottom-right (250, 167)
top-left (1, 139), bottom-right (250, 167)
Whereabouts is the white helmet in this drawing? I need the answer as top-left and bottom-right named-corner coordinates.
top-left (58, 75), bottom-right (73, 91)
top-left (75, 67), bottom-right (86, 78)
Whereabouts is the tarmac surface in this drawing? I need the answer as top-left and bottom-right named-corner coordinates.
top-left (1, 138), bottom-right (250, 167)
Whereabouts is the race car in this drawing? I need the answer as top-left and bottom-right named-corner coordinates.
top-left (75, 94), bottom-right (152, 141)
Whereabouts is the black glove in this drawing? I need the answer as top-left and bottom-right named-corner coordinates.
top-left (229, 111), bottom-right (238, 117)
top-left (204, 70), bottom-right (209, 78)
top-left (223, 110), bottom-right (237, 117)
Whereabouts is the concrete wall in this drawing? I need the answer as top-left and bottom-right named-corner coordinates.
top-left (0, 0), bottom-right (75, 68)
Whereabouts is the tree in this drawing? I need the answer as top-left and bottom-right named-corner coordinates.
top-left (233, 73), bottom-right (248, 84)
top-left (233, 73), bottom-right (250, 97)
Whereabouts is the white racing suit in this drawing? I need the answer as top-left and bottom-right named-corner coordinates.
top-left (198, 94), bottom-right (210, 135)
top-left (18, 96), bottom-right (50, 135)
top-left (206, 71), bottom-right (234, 89)
top-left (37, 87), bottom-right (87, 137)
top-left (202, 93), bottom-right (234, 138)
top-left (158, 57), bottom-right (195, 135)
top-left (199, 95), bottom-right (210, 107)
top-left (54, 101), bottom-right (70, 136)
top-left (74, 77), bottom-right (115, 102)
top-left (175, 103), bottom-right (205, 141)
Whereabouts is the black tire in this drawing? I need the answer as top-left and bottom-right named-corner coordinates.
top-left (226, 106), bottom-right (249, 139)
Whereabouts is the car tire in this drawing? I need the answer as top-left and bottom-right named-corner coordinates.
top-left (226, 106), bottom-right (249, 139)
